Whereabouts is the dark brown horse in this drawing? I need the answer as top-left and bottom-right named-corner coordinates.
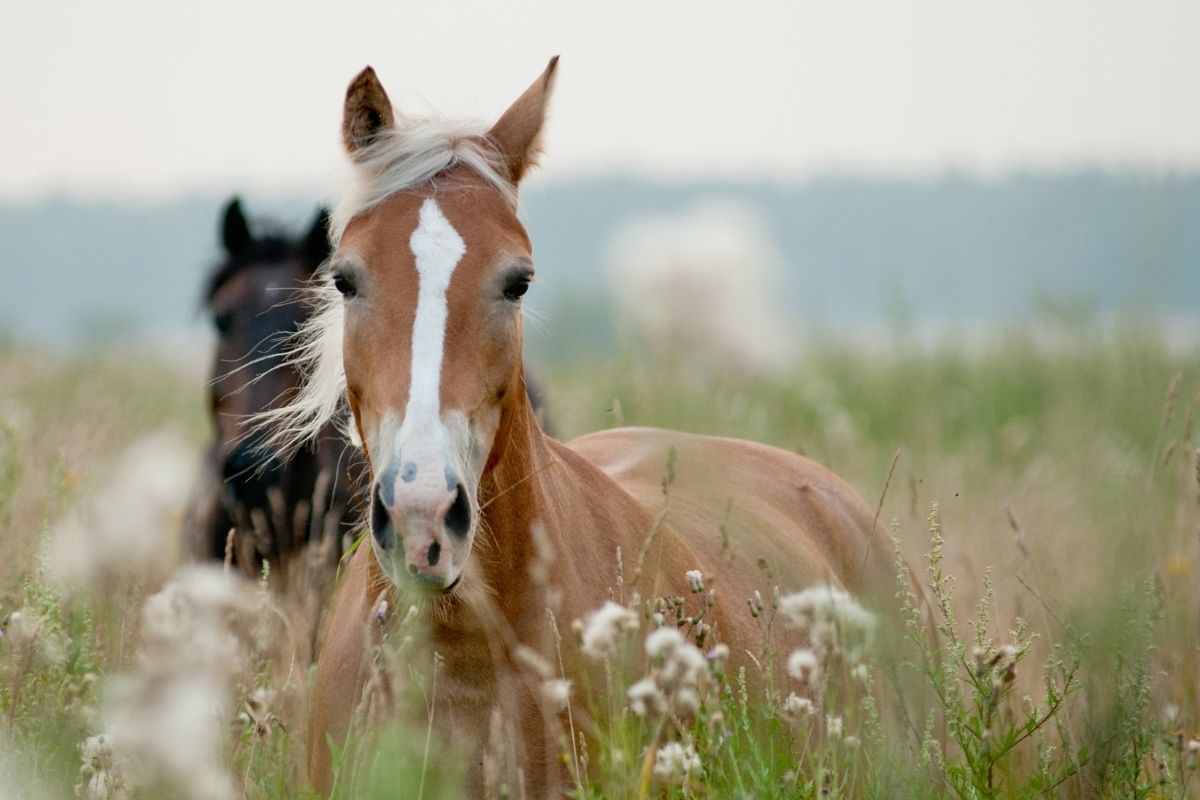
top-left (185, 198), bottom-right (365, 582)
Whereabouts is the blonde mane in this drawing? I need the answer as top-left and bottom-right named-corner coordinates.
top-left (253, 116), bottom-right (516, 457)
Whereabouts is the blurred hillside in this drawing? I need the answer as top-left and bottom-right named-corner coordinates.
top-left (2, 172), bottom-right (1197, 354)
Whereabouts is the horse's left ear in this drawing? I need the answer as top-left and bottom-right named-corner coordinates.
top-left (300, 207), bottom-right (332, 271)
top-left (487, 56), bottom-right (559, 185)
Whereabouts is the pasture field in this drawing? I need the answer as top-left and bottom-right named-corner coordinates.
top-left (1, 323), bottom-right (1198, 799)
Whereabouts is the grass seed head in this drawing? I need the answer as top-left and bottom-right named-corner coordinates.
top-left (579, 600), bottom-right (639, 660)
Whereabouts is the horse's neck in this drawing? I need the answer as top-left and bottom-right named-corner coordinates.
top-left (474, 392), bottom-right (556, 616)
top-left (475, 395), bottom-right (672, 626)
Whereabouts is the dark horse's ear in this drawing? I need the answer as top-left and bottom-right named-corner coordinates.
top-left (222, 197), bottom-right (252, 255)
top-left (300, 207), bottom-right (333, 271)
top-left (343, 66), bottom-right (396, 158)
top-left (487, 57), bottom-right (559, 185)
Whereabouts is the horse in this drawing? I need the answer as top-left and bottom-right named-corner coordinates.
top-left (185, 197), bottom-right (366, 584)
top-left (187, 198), bottom-right (553, 581)
top-left (271, 59), bottom-right (901, 796)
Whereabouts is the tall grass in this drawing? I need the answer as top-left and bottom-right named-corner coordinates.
top-left (1, 323), bottom-right (1198, 798)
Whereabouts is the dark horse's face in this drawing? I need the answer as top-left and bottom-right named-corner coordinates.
top-left (206, 198), bottom-right (330, 522)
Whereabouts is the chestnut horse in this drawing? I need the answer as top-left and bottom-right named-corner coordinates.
top-left (276, 60), bottom-right (899, 796)
top-left (189, 198), bottom-right (554, 581)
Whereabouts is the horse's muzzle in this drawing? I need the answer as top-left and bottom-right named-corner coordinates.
top-left (369, 476), bottom-right (470, 589)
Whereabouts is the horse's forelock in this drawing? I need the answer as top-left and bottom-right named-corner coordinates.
top-left (329, 118), bottom-right (516, 244)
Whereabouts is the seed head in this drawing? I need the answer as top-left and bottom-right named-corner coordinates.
top-left (652, 741), bottom-right (701, 782)
top-left (541, 679), bottom-right (572, 712)
top-left (579, 601), bottom-right (639, 660)
top-left (826, 714), bottom-right (844, 740)
top-left (787, 648), bottom-right (821, 690)
top-left (783, 693), bottom-right (814, 717)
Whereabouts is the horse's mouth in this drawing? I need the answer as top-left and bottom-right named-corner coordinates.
top-left (397, 568), bottom-right (462, 597)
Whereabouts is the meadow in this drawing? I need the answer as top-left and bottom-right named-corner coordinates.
top-left (1, 320), bottom-right (1197, 799)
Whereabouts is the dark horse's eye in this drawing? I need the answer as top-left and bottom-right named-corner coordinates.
top-left (503, 274), bottom-right (531, 301)
top-left (331, 272), bottom-right (357, 298)
top-left (213, 312), bottom-right (233, 334)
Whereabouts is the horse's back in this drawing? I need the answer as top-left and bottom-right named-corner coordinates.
top-left (566, 427), bottom-right (893, 598)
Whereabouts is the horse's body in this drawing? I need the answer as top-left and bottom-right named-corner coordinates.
top-left (310, 418), bottom-right (895, 794)
top-left (285, 61), bottom-right (899, 796)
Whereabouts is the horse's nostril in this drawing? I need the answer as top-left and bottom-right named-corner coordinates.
top-left (445, 483), bottom-right (471, 539)
top-left (224, 442), bottom-right (277, 482)
top-left (408, 563), bottom-right (419, 576)
top-left (427, 540), bottom-right (441, 567)
top-left (371, 484), bottom-right (396, 550)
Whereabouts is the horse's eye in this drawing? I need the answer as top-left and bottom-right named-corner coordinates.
top-left (213, 312), bottom-right (233, 334)
top-left (332, 272), bottom-right (357, 298)
top-left (503, 275), bottom-right (531, 301)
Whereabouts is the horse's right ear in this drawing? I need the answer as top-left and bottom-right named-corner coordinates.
top-left (222, 197), bottom-right (252, 254)
top-left (343, 67), bottom-right (395, 157)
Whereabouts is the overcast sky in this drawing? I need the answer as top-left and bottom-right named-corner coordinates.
top-left (2, 0), bottom-right (1197, 201)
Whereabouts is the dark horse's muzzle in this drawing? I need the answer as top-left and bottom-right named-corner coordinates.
top-left (221, 441), bottom-right (282, 512)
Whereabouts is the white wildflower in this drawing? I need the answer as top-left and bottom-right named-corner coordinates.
top-left (844, 735), bottom-right (861, 749)
top-left (138, 566), bottom-right (260, 677)
top-left (579, 601), bottom-right (638, 659)
top-left (628, 678), bottom-right (666, 717)
top-left (1, 608), bottom-right (65, 666)
top-left (657, 638), bottom-right (707, 689)
top-left (686, 570), bottom-right (704, 593)
top-left (787, 648), bottom-right (821, 690)
top-left (826, 714), bottom-right (844, 740)
top-left (541, 679), bottom-right (572, 712)
top-left (75, 732), bottom-right (125, 800)
top-left (674, 686), bottom-right (701, 717)
top-left (105, 671), bottom-right (236, 800)
top-left (48, 431), bottom-right (194, 593)
top-left (851, 663), bottom-right (870, 683)
top-left (88, 565), bottom-right (262, 800)
top-left (652, 741), bottom-right (702, 782)
top-left (782, 693), bottom-right (814, 717)
top-left (645, 626), bottom-right (687, 658)
top-left (777, 585), bottom-right (875, 663)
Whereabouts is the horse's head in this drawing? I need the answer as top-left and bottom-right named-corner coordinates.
top-left (325, 60), bottom-right (557, 594)
top-left (206, 199), bottom-right (331, 511)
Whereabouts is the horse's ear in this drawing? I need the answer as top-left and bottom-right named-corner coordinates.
top-left (222, 197), bottom-right (252, 254)
top-left (300, 207), bottom-right (333, 271)
top-left (487, 56), bottom-right (559, 185)
top-left (343, 66), bottom-right (396, 157)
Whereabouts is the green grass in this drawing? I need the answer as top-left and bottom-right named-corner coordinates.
top-left (1, 323), bottom-right (1198, 798)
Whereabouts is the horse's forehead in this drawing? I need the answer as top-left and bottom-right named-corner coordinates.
top-left (341, 188), bottom-right (529, 276)
top-left (210, 262), bottom-right (298, 314)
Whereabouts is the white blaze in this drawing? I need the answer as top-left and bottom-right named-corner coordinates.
top-left (386, 198), bottom-right (466, 500)
top-left (407, 198), bottom-right (465, 421)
